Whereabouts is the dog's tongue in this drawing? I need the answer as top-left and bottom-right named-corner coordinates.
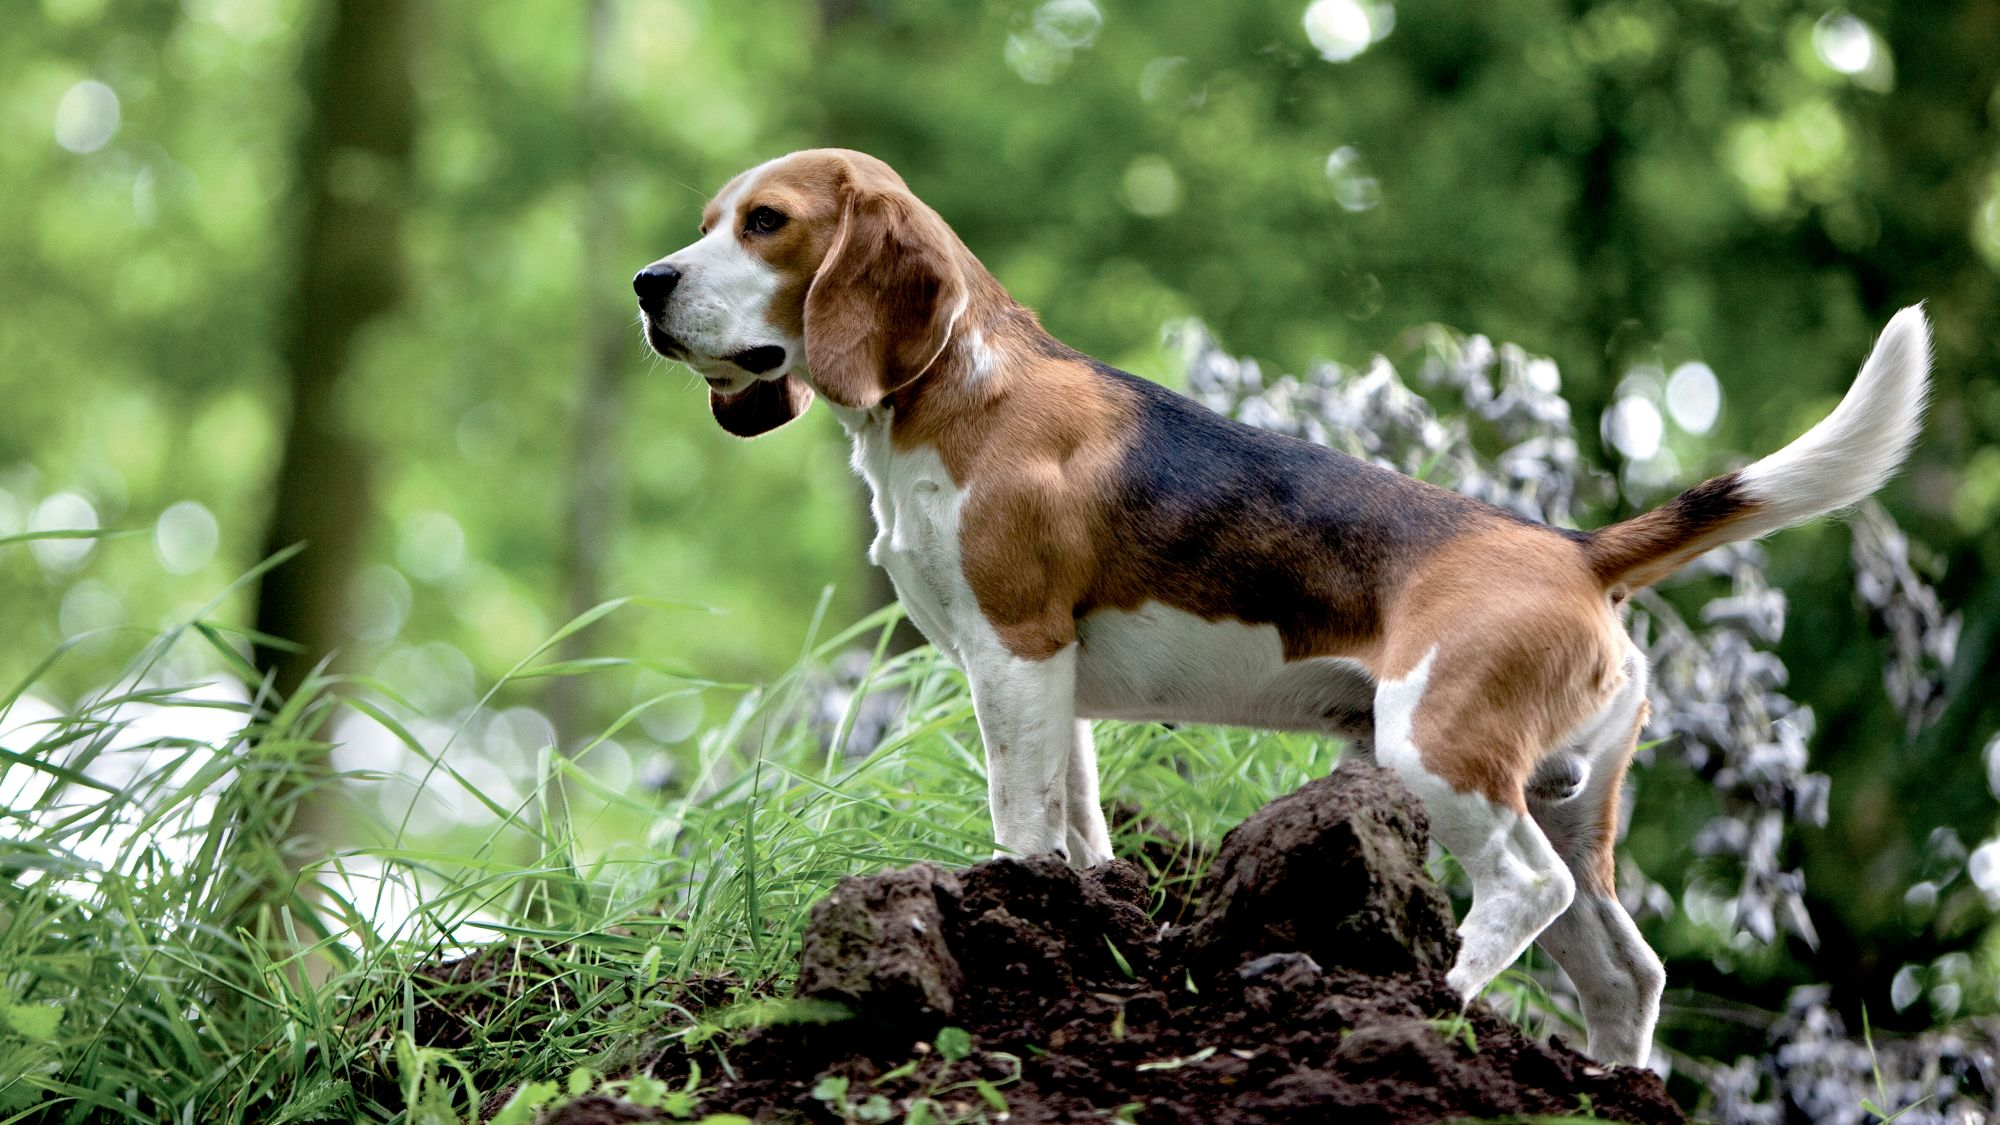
top-left (730, 346), bottom-right (787, 374)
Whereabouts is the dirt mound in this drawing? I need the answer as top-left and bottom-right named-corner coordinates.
top-left (546, 763), bottom-right (1685, 1124)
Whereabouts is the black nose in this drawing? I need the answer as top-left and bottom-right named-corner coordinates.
top-left (632, 264), bottom-right (681, 313)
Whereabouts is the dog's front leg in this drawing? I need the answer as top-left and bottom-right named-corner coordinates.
top-left (966, 642), bottom-right (1080, 864)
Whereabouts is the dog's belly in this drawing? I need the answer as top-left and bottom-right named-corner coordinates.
top-left (1074, 602), bottom-right (1376, 737)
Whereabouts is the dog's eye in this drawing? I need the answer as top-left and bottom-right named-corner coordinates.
top-left (744, 206), bottom-right (787, 235)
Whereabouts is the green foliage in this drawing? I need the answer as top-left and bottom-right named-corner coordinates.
top-left (6, 0), bottom-right (2000, 1118)
top-left (5, 0), bottom-right (1995, 729)
top-left (0, 589), bottom-right (1346, 1121)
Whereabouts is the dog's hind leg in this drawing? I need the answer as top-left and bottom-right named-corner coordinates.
top-left (1529, 644), bottom-right (1665, 1067)
top-left (1373, 648), bottom-right (1577, 1003)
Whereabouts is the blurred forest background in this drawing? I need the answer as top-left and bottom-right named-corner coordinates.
top-left (4, 0), bottom-right (1999, 1088)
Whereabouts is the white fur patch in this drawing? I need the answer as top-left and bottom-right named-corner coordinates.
top-left (1736, 305), bottom-right (1931, 533)
top-left (1075, 605), bottom-right (1374, 736)
top-left (963, 327), bottom-right (1002, 382)
top-left (1536, 891), bottom-right (1665, 1067)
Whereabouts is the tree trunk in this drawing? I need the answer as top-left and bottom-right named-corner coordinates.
top-left (251, 0), bottom-right (417, 861)
top-left (547, 0), bottom-right (630, 757)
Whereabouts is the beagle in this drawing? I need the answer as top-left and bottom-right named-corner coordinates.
top-left (633, 148), bottom-right (1932, 1068)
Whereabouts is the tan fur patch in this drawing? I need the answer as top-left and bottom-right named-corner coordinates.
top-left (1585, 699), bottom-right (1649, 893)
top-left (1382, 527), bottom-right (1628, 808)
top-left (900, 338), bottom-right (1136, 661)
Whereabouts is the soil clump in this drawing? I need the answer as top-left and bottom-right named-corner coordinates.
top-left (537, 762), bottom-right (1685, 1123)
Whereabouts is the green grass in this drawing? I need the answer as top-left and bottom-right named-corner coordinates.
top-left (1, 582), bottom-right (1396, 1124)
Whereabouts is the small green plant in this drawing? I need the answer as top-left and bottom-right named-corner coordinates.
top-left (1858, 1006), bottom-right (1933, 1123)
top-left (830, 1027), bottom-right (1019, 1124)
top-left (1426, 1012), bottom-right (1480, 1054)
top-left (489, 1062), bottom-right (715, 1123)
top-left (810, 1074), bottom-right (896, 1123)
top-left (1103, 936), bottom-right (1135, 979)
top-left (392, 1033), bottom-right (485, 1125)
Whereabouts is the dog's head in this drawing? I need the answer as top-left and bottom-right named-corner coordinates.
top-left (634, 149), bottom-right (970, 437)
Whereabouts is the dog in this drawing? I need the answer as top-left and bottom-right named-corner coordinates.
top-left (632, 148), bottom-right (1931, 1067)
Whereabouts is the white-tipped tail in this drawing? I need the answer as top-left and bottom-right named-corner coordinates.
top-left (1584, 306), bottom-right (1932, 591)
top-left (1734, 305), bottom-right (1932, 536)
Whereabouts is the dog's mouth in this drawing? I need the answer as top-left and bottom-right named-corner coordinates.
top-left (644, 324), bottom-right (689, 360)
top-left (646, 325), bottom-right (787, 387)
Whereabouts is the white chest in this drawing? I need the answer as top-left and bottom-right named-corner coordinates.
top-left (837, 409), bottom-right (977, 665)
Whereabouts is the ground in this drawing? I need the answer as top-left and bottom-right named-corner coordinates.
top-left (432, 763), bottom-right (1685, 1124)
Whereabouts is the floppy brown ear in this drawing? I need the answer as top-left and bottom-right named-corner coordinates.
top-left (710, 374), bottom-right (815, 438)
top-left (803, 190), bottom-right (966, 410)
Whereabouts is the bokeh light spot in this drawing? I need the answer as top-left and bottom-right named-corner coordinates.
top-left (58, 579), bottom-right (125, 639)
top-left (347, 564), bottom-right (413, 645)
top-left (154, 500), bottom-right (219, 575)
top-left (28, 492), bottom-right (99, 571)
top-left (1034, 0), bottom-right (1101, 49)
top-left (1969, 836), bottom-right (2000, 908)
top-left (1604, 395), bottom-right (1664, 461)
top-left (1324, 146), bottom-right (1382, 212)
top-left (1666, 361), bottom-right (1721, 435)
top-left (1814, 12), bottom-right (1873, 75)
top-left (1812, 11), bottom-right (1892, 92)
top-left (636, 673), bottom-right (704, 744)
top-left (1121, 155), bottom-right (1181, 217)
top-left (1975, 187), bottom-right (2000, 269)
top-left (54, 80), bottom-right (120, 154)
top-left (397, 510), bottom-right (467, 585)
top-left (1304, 0), bottom-right (1390, 63)
top-left (1890, 964), bottom-right (1922, 1012)
top-left (1006, 0), bottom-right (1102, 84)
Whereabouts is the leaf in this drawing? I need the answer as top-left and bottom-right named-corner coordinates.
top-left (3, 1005), bottom-right (60, 1041)
top-left (810, 1075), bottom-right (850, 1105)
top-left (873, 1059), bottom-right (919, 1084)
top-left (934, 1025), bottom-right (973, 1064)
top-left (625, 1074), bottom-right (670, 1108)
top-left (0, 527), bottom-right (139, 548)
top-left (973, 1079), bottom-right (1008, 1112)
top-left (1103, 936), bottom-right (1135, 979)
top-left (854, 1093), bottom-right (894, 1122)
top-left (266, 1078), bottom-right (351, 1124)
top-left (411, 1082), bottom-right (460, 1125)
top-left (488, 1082), bottom-right (561, 1125)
